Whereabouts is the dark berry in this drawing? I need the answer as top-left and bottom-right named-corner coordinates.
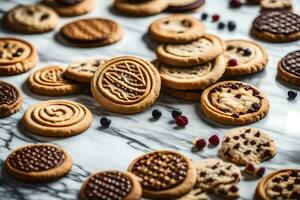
top-left (218, 22), bottom-right (225, 30)
top-left (152, 109), bottom-right (162, 119)
top-left (208, 134), bottom-right (220, 146)
top-left (195, 138), bottom-right (206, 150)
top-left (201, 13), bottom-right (208, 20)
top-left (229, 185), bottom-right (239, 193)
top-left (100, 117), bottom-right (111, 128)
top-left (243, 48), bottom-right (252, 56)
top-left (228, 21), bottom-right (236, 31)
top-left (245, 163), bottom-right (255, 172)
top-left (288, 90), bottom-right (297, 100)
top-left (172, 108), bottom-right (182, 119)
top-left (212, 14), bottom-right (220, 22)
top-left (230, 0), bottom-right (242, 8)
top-left (257, 167), bottom-right (265, 177)
top-left (228, 59), bottom-right (238, 66)
top-left (176, 115), bottom-right (188, 127)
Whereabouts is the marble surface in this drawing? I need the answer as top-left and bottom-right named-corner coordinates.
top-left (0, 0), bottom-right (300, 199)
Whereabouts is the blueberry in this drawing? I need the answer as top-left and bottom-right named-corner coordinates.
top-left (152, 109), bottom-right (162, 119)
top-left (100, 117), bottom-right (111, 128)
top-left (218, 22), bottom-right (225, 30)
top-left (201, 13), bottom-right (208, 20)
top-left (228, 21), bottom-right (236, 31)
top-left (288, 90), bottom-right (297, 100)
top-left (172, 108), bottom-right (182, 119)
top-left (243, 48), bottom-right (252, 56)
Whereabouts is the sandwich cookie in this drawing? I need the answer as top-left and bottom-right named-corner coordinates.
top-left (168, 0), bottom-right (205, 12)
top-left (277, 50), bottom-right (300, 86)
top-left (0, 81), bottom-right (23, 117)
top-left (260, 0), bottom-right (293, 12)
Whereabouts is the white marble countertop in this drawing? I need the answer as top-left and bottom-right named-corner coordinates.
top-left (0, 0), bottom-right (300, 199)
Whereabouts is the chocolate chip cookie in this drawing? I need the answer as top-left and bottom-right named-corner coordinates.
top-left (277, 50), bottom-right (300, 86)
top-left (0, 81), bottom-right (23, 117)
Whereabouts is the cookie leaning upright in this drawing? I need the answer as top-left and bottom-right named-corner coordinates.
top-left (277, 50), bottom-right (300, 86)
top-left (167, 0), bottom-right (206, 12)
top-left (128, 150), bottom-right (197, 199)
top-left (5, 143), bottom-right (72, 182)
top-left (91, 56), bottom-right (161, 114)
top-left (0, 81), bottom-right (23, 117)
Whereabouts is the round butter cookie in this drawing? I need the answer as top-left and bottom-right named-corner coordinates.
top-left (168, 0), bottom-right (205, 12)
top-left (164, 87), bottom-right (202, 102)
top-left (0, 81), bottom-right (23, 117)
top-left (277, 50), bottom-right (300, 86)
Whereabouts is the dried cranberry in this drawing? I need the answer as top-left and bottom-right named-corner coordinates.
top-left (195, 138), bottom-right (206, 150)
top-left (208, 134), bottom-right (220, 146)
top-left (212, 14), bottom-right (220, 22)
top-left (228, 59), bottom-right (238, 66)
top-left (176, 115), bottom-right (188, 127)
top-left (245, 163), bottom-right (255, 172)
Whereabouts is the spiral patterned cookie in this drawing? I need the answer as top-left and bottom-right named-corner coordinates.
top-left (5, 143), bottom-right (72, 182)
top-left (128, 150), bottom-right (197, 199)
top-left (22, 100), bottom-right (92, 137)
top-left (91, 56), bottom-right (161, 114)
top-left (27, 66), bottom-right (84, 96)
top-left (0, 81), bottom-right (23, 117)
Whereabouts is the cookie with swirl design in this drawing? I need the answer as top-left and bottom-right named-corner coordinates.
top-left (200, 81), bottom-right (270, 125)
top-left (91, 56), bottom-right (161, 114)
top-left (277, 50), bottom-right (300, 86)
top-left (0, 81), bottom-right (23, 117)
top-left (22, 100), bottom-right (92, 137)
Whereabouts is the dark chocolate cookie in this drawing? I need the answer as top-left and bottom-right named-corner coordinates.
top-left (277, 50), bottom-right (300, 86)
top-left (0, 81), bottom-right (23, 117)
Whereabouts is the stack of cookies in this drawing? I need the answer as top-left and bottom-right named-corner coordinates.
top-left (148, 14), bottom-right (226, 102)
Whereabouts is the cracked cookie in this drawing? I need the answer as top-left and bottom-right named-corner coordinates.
top-left (0, 81), bottom-right (23, 117)
top-left (277, 50), bottom-right (300, 86)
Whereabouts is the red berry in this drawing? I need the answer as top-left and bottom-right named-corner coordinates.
top-left (195, 138), bottom-right (206, 150)
top-left (208, 134), bottom-right (220, 146)
top-left (257, 167), bottom-right (265, 177)
top-left (230, 0), bottom-right (242, 8)
top-left (212, 14), bottom-right (220, 22)
top-left (229, 185), bottom-right (239, 193)
top-left (245, 163), bottom-right (255, 172)
top-left (176, 115), bottom-right (188, 127)
top-left (228, 59), bottom-right (238, 66)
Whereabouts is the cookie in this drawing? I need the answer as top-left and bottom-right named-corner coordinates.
top-left (168, 0), bottom-right (205, 12)
top-left (5, 143), bottom-right (72, 182)
top-left (224, 40), bottom-right (268, 76)
top-left (91, 56), bottom-right (161, 114)
top-left (43, 0), bottom-right (96, 17)
top-left (0, 38), bottom-right (38, 75)
top-left (156, 34), bottom-right (226, 67)
top-left (22, 100), bottom-right (92, 137)
top-left (113, 0), bottom-right (169, 16)
top-left (256, 169), bottom-right (300, 200)
top-left (277, 50), bottom-right (300, 86)
top-left (148, 15), bottom-right (205, 44)
top-left (27, 66), bottom-right (84, 96)
top-left (178, 185), bottom-right (208, 200)
top-left (65, 59), bottom-right (107, 83)
top-left (195, 159), bottom-right (241, 199)
top-left (251, 11), bottom-right (300, 43)
top-left (221, 127), bottom-right (276, 166)
top-left (200, 81), bottom-right (270, 125)
top-left (60, 18), bottom-right (123, 47)
top-left (128, 150), bottom-right (197, 199)
top-left (80, 170), bottom-right (142, 200)
top-left (4, 4), bottom-right (59, 34)
top-left (164, 87), bottom-right (201, 102)
top-left (260, 0), bottom-right (293, 12)
top-left (0, 81), bottom-right (23, 117)
top-left (154, 55), bottom-right (225, 90)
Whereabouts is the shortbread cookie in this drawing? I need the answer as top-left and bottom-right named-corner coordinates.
top-left (200, 81), bottom-right (270, 125)
top-left (22, 100), bottom-right (92, 137)
top-left (195, 159), bottom-right (241, 199)
top-left (60, 18), bottom-right (123, 47)
top-left (0, 38), bottom-right (38, 75)
top-left (128, 150), bottom-right (197, 199)
top-left (251, 11), bottom-right (300, 43)
top-left (65, 59), bottom-right (107, 83)
top-left (224, 40), bottom-right (268, 76)
top-left (43, 0), bottom-right (96, 17)
top-left (91, 56), bottom-right (161, 114)
top-left (113, 0), bottom-right (169, 16)
top-left (221, 127), bottom-right (276, 166)
top-left (154, 55), bottom-right (225, 90)
top-left (277, 50), bottom-right (300, 86)
top-left (260, 0), bottom-right (292, 12)
top-left (168, 0), bottom-right (205, 12)
top-left (4, 4), bottom-right (59, 34)
top-left (156, 34), bottom-right (226, 67)
top-left (256, 169), bottom-right (300, 200)
top-left (5, 144), bottom-right (72, 182)
top-left (178, 185), bottom-right (208, 200)
top-left (27, 66), bottom-right (84, 96)
top-left (149, 15), bottom-right (205, 44)
top-left (0, 81), bottom-right (23, 117)
top-left (80, 170), bottom-right (142, 200)
top-left (165, 87), bottom-right (201, 102)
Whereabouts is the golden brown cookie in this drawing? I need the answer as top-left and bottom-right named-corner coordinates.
top-left (60, 18), bottom-right (123, 47)
top-left (128, 150), bottom-right (197, 199)
top-left (200, 81), bottom-right (270, 125)
top-left (168, 0), bottom-right (205, 12)
top-left (113, 0), bottom-right (169, 16)
top-left (27, 66), bottom-right (84, 96)
top-left (148, 15), bottom-right (205, 44)
top-left (154, 55), bottom-right (225, 90)
top-left (221, 127), bottom-right (277, 166)
top-left (22, 100), bottom-right (92, 137)
top-left (4, 4), bottom-right (59, 34)
top-left (277, 50), bottom-right (300, 86)
top-left (0, 81), bottom-right (23, 117)
top-left (224, 40), bottom-right (268, 76)
top-left (91, 56), bottom-right (161, 114)
top-left (178, 185), bottom-right (208, 200)
top-left (80, 170), bottom-right (142, 200)
top-left (65, 58), bottom-right (107, 83)
top-left (164, 87), bottom-right (201, 102)
top-left (251, 11), bottom-right (300, 43)
top-left (260, 0), bottom-right (293, 12)
top-left (0, 38), bottom-right (38, 75)
top-left (156, 34), bottom-right (226, 67)
top-left (256, 169), bottom-right (300, 200)
top-left (43, 0), bottom-right (96, 17)
top-left (5, 143), bottom-right (72, 182)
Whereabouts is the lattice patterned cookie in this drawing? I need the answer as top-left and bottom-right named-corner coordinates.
top-left (0, 81), bottom-right (23, 117)
top-left (277, 50), bottom-right (300, 86)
